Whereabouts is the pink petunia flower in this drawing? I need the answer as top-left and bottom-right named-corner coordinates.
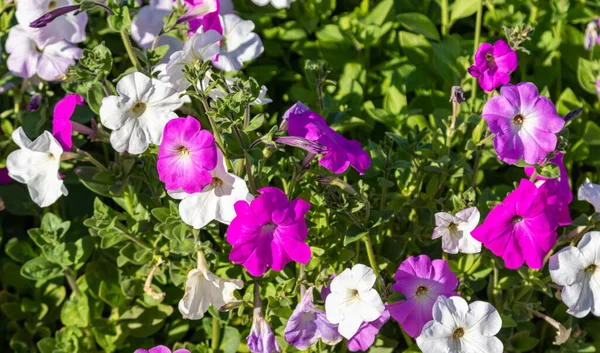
top-left (52, 93), bottom-right (87, 150)
top-left (482, 82), bottom-right (565, 165)
top-left (285, 102), bottom-right (370, 175)
top-left (184, 0), bottom-right (222, 35)
top-left (157, 116), bottom-right (217, 194)
top-left (472, 179), bottom-right (559, 269)
top-left (388, 255), bottom-right (458, 338)
top-left (226, 187), bottom-right (311, 276)
top-left (347, 308), bottom-right (390, 352)
top-left (468, 40), bottom-right (518, 92)
top-left (135, 345), bottom-right (189, 353)
top-left (524, 153), bottom-right (572, 226)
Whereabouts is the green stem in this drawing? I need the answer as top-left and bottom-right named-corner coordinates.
top-left (232, 125), bottom-right (257, 194)
top-left (200, 99), bottom-right (226, 153)
top-left (76, 149), bottom-right (109, 171)
top-left (120, 30), bottom-right (143, 72)
top-left (63, 268), bottom-right (81, 297)
top-left (441, 0), bottom-right (449, 36)
top-left (470, 0), bottom-right (484, 106)
top-left (400, 326), bottom-right (414, 347)
top-left (363, 231), bottom-right (380, 278)
top-left (211, 315), bottom-right (220, 351)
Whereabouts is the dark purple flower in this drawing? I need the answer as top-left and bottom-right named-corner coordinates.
top-left (468, 40), bottom-right (518, 92)
top-left (285, 102), bottom-right (371, 175)
top-left (0, 168), bottom-right (11, 185)
top-left (27, 94), bottom-right (41, 112)
top-left (30, 5), bottom-right (80, 28)
top-left (284, 287), bottom-right (343, 350)
top-left (347, 308), bottom-right (390, 352)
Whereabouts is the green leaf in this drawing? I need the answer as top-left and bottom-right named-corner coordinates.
top-left (99, 281), bottom-right (126, 308)
top-left (577, 57), bottom-right (598, 94)
top-left (60, 294), bottom-right (90, 327)
top-left (36, 338), bottom-right (56, 353)
top-left (87, 82), bottom-right (106, 115)
top-left (20, 257), bottom-right (63, 281)
top-left (343, 226), bottom-right (367, 246)
top-left (75, 166), bottom-right (115, 197)
top-left (5, 238), bottom-right (37, 263)
top-left (244, 114), bottom-right (265, 132)
top-left (397, 13), bottom-right (441, 41)
top-left (398, 31), bottom-right (434, 72)
top-left (364, 0), bottom-right (394, 26)
top-left (220, 326), bottom-right (241, 353)
top-left (450, 0), bottom-right (480, 25)
top-left (107, 6), bottom-right (132, 32)
top-left (537, 162), bottom-right (560, 179)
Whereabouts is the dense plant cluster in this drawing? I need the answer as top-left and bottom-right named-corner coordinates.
top-left (2, 0), bottom-right (600, 353)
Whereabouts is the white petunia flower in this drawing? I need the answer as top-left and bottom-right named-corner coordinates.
top-left (179, 251), bottom-right (243, 320)
top-left (250, 0), bottom-right (295, 9)
top-left (325, 264), bottom-right (385, 339)
top-left (16, 0), bottom-right (87, 45)
top-left (6, 25), bottom-right (82, 81)
top-left (416, 296), bottom-right (503, 353)
top-left (432, 207), bottom-right (481, 254)
top-left (99, 72), bottom-right (187, 154)
top-left (159, 30), bottom-right (222, 92)
top-left (169, 149), bottom-right (253, 229)
top-left (212, 14), bottom-right (264, 72)
top-left (6, 127), bottom-right (68, 207)
top-left (578, 178), bottom-right (600, 213)
top-left (550, 231), bottom-right (600, 318)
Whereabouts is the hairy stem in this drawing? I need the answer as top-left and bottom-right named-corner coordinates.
top-left (470, 0), bottom-right (484, 105)
top-left (120, 30), bottom-right (143, 72)
top-left (441, 0), bottom-right (449, 36)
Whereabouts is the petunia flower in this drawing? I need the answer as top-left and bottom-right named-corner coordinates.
top-left (6, 127), bottom-right (68, 207)
top-left (168, 149), bottom-right (253, 229)
top-left (284, 287), bottom-right (343, 350)
top-left (388, 255), bottom-right (458, 338)
top-left (157, 116), bottom-right (217, 193)
top-left (16, 0), bottom-right (87, 45)
top-left (524, 153), bottom-right (572, 226)
top-left (578, 178), bottom-right (600, 213)
top-left (285, 102), bottom-right (371, 175)
top-left (27, 94), bottom-right (42, 112)
top-left (135, 345), bottom-right (190, 353)
top-left (482, 82), bottom-right (565, 165)
top-left (347, 308), bottom-right (390, 352)
top-left (585, 21), bottom-right (599, 51)
top-left (212, 14), bottom-right (264, 72)
top-left (432, 207), bottom-right (481, 254)
top-left (160, 30), bottom-right (222, 92)
top-left (99, 72), bottom-right (186, 154)
top-left (226, 187), bottom-right (311, 276)
top-left (467, 40), bottom-right (517, 92)
top-left (250, 0), bottom-right (295, 9)
top-left (550, 232), bottom-right (600, 317)
top-left (6, 25), bottom-right (82, 81)
top-left (131, 0), bottom-right (174, 49)
top-left (325, 264), bottom-right (385, 339)
top-left (472, 179), bottom-right (558, 269)
top-left (248, 315), bottom-right (281, 353)
top-left (52, 93), bottom-right (90, 150)
top-left (416, 296), bottom-right (503, 353)
top-left (178, 251), bottom-right (243, 320)
top-left (181, 0), bottom-right (221, 35)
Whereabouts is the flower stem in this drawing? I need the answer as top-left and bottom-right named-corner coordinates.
top-left (200, 99), bottom-right (226, 153)
top-left (76, 149), bottom-right (109, 171)
top-left (120, 30), bottom-right (143, 72)
top-left (363, 231), bottom-right (380, 278)
top-left (253, 281), bottom-right (262, 316)
top-left (470, 0), bottom-right (484, 106)
top-left (441, 0), bottom-right (449, 36)
top-left (232, 125), bottom-right (257, 194)
top-left (211, 316), bottom-right (221, 351)
top-left (63, 268), bottom-right (81, 297)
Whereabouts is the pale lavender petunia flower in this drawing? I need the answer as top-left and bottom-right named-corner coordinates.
top-left (135, 345), bottom-right (190, 353)
top-left (16, 0), bottom-right (87, 45)
top-left (585, 21), bottom-right (599, 51)
top-left (284, 287), bottom-right (342, 350)
top-left (467, 40), bottom-right (517, 92)
top-left (482, 82), bottom-right (565, 165)
top-left (6, 25), bottom-right (81, 81)
top-left (248, 315), bottom-right (281, 353)
top-left (347, 308), bottom-right (390, 352)
top-left (285, 102), bottom-right (371, 175)
top-left (388, 255), bottom-right (458, 338)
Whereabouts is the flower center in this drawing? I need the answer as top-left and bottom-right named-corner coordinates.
top-left (131, 102), bottom-right (146, 115)
top-left (48, 0), bottom-right (57, 9)
top-left (415, 285), bottom-right (429, 297)
top-left (211, 177), bottom-right (223, 187)
top-left (513, 114), bottom-right (525, 126)
top-left (485, 53), bottom-right (494, 62)
top-left (176, 146), bottom-right (190, 156)
top-left (511, 215), bottom-right (523, 224)
top-left (453, 327), bottom-right (465, 339)
top-left (585, 264), bottom-right (597, 273)
top-left (448, 222), bottom-right (458, 232)
top-left (349, 289), bottom-right (360, 299)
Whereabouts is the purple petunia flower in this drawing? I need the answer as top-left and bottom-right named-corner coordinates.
top-left (0, 168), bottom-right (11, 185)
top-left (157, 116), bottom-right (218, 194)
top-left (524, 153), bottom-right (572, 226)
top-left (285, 102), bottom-right (370, 175)
top-left (134, 345), bottom-right (190, 353)
top-left (248, 315), bottom-right (281, 353)
top-left (472, 179), bottom-right (558, 269)
top-left (482, 82), bottom-right (565, 165)
top-left (284, 287), bottom-right (342, 350)
top-left (468, 40), bottom-right (517, 92)
top-left (388, 255), bottom-right (458, 338)
top-left (347, 308), bottom-right (390, 352)
top-left (52, 93), bottom-right (86, 150)
top-left (226, 187), bottom-right (311, 276)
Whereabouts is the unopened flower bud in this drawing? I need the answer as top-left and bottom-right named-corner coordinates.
top-left (585, 21), bottom-right (599, 51)
top-left (276, 136), bottom-right (328, 154)
top-left (449, 86), bottom-right (465, 104)
top-left (316, 176), bottom-right (358, 196)
top-left (27, 94), bottom-right (41, 112)
top-left (30, 5), bottom-right (80, 28)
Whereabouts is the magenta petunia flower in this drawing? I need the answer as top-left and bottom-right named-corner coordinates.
top-left (472, 179), bottom-right (559, 269)
top-left (524, 153), bottom-right (572, 226)
top-left (185, 0), bottom-right (222, 35)
top-left (468, 40), bottom-right (518, 92)
top-left (135, 345), bottom-right (189, 353)
top-left (347, 308), bottom-right (390, 352)
top-left (284, 287), bottom-right (342, 350)
top-left (52, 93), bottom-right (85, 150)
top-left (226, 187), bottom-right (311, 277)
top-left (157, 116), bottom-right (217, 194)
top-left (388, 255), bottom-right (458, 338)
top-left (285, 102), bottom-right (370, 175)
top-left (482, 82), bottom-right (565, 165)
top-left (0, 168), bottom-right (11, 185)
